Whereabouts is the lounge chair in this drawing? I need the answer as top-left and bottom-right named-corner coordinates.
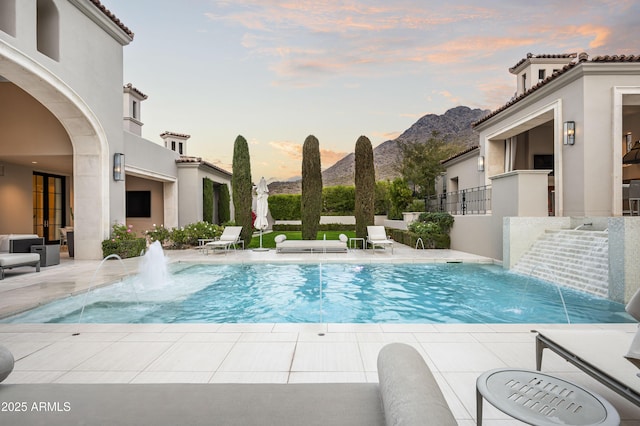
top-left (535, 329), bottom-right (640, 407)
top-left (366, 226), bottom-right (394, 254)
top-left (204, 226), bottom-right (243, 254)
top-left (535, 287), bottom-right (640, 407)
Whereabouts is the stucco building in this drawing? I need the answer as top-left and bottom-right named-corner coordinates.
top-left (0, 0), bottom-right (232, 260)
top-left (438, 52), bottom-right (640, 302)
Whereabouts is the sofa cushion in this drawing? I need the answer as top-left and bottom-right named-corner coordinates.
top-left (0, 253), bottom-right (41, 267)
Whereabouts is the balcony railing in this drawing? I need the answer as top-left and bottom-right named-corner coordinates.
top-left (425, 185), bottom-right (491, 215)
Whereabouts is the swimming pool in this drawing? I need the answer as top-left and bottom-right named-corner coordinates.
top-left (4, 263), bottom-right (631, 324)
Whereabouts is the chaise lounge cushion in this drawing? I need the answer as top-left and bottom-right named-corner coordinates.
top-left (0, 253), bottom-right (41, 267)
top-left (0, 345), bottom-right (14, 383)
top-left (377, 343), bottom-right (457, 426)
top-left (0, 253), bottom-right (41, 279)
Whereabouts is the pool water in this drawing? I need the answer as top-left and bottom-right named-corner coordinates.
top-left (3, 263), bottom-right (632, 324)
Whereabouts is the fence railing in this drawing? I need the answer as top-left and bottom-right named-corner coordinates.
top-left (425, 185), bottom-right (491, 215)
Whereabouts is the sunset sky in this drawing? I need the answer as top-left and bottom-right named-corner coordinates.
top-left (103, 0), bottom-right (639, 181)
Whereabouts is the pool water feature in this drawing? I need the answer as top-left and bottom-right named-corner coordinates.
top-left (3, 263), bottom-right (632, 324)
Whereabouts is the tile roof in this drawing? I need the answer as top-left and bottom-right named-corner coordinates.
top-left (441, 145), bottom-right (479, 164)
top-left (123, 83), bottom-right (147, 99)
top-left (176, 156), bottom-right (232, 176)
top-left (473, 53), bottom-right (640, 127)
top-left (89, 0), bottom-right (134, 39)
top-left (509, 53), bottom-right (577, 73)
top-left (160, 131), bottom-right (191, 139)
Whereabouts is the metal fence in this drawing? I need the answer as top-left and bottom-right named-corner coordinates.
top-left (425, 185), bottom-right (491, 215)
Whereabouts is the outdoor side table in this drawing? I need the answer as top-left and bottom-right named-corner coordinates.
top-left (197, 238), bottom-right (216, 253)
top-left (476, 368), bottom-right (619, 426)
top-left (349, 237), bottom-right (365, 250)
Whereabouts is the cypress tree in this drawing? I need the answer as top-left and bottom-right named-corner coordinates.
top-left (355, 135), bottom-right (375, 240)
top-left (301, 135), bottom-right (322, 240)
top-left (231, 135), bottom-right (253, 246)
top-left (218, 183), bottom-right (231, 224)
top-left (203, 177), bottom-right (214, 223)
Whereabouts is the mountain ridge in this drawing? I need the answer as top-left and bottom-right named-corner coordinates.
top-left (269, 106), bottom-right (489, 194)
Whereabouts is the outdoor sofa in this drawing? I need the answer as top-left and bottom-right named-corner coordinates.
top-left (275, 234), bottom-right (348, 253)
top-left (0, 343), bottom-right (456, 426)
top-left (0, 234), bottom-right (42, 280)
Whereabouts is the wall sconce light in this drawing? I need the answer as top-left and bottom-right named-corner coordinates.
top-left (563, 121), bottom-right (575, 145)
top-left (113, 153), bottom-right (125, 181)
top-left (477, 155), bottom-right (485, 172)
top-left (626, 132), bottom-right (633, 152)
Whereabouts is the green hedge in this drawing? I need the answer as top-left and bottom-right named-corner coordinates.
top-left (388, 229), bottom-right (450, 249)
top-left (268, 194), bottom-right (301, 220)
top-left (102, 238), bottom-right (146, 259)
top-left (272, 223), bottom-right (355, 232)
top-left (323, 185), bottom-right (355, 214)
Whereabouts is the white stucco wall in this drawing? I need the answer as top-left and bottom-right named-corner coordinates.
top-left (0, 0), bottom-right (133, 258)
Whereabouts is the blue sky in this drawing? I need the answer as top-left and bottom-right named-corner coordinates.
top-left (103, 0), bottom-right (640, 181)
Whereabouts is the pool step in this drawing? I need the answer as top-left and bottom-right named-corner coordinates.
top-left (512, 229), bottom-right (609, 297)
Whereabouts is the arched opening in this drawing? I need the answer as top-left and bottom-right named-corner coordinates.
top-left (0, 44), bottom-right (109, 259)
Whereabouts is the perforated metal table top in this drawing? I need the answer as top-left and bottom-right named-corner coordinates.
top-left (476, 368), bottom-right (620, 426)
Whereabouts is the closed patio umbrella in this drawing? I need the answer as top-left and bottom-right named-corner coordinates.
top-left (254, 177), bottom-right (269, 250)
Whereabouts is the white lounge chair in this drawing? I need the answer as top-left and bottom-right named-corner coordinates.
top-left (366, 226), bottom-right (394, 254)
top-left (204, 226), bottom-right (243, 254)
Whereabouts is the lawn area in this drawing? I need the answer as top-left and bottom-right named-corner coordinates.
top-left (247, 230), bottom-right (356, 249)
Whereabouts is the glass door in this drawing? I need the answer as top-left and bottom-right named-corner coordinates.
top-left (33, 173), bottom-right (65, 243)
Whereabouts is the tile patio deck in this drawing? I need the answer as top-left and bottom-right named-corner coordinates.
top-left (1, 244), bottom-right (639, 425)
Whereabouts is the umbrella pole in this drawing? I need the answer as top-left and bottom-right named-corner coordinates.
top-left (259, 229), bottom-right (263, 249)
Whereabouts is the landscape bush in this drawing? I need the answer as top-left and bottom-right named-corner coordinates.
top-left (269, 194), bottom-right (302, 220)
top-left (404, 212), bottom-right (454, 249)
top-left (323, 185), bottom-right (355, 214)
top-left (102, 223), bottom-right (146, 259)
top-left (272, 223), bottom-right (354, 232)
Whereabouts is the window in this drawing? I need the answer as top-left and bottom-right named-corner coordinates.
top-left (522, 73), bottom-right (527, 91)
top-left (179, 142), bottom-right (183, 154)
top-left (0, 0), bottom-right (16, 36)
top-left (132, 101), bottom-right (138, 119)
top-left (37, 0), bottom-right (59, 61)
top-left (538, 69), bottom-right (546, 80)
top-left (171, 141), bottom-right (176, 151)
top-left (126, 191), bottom-right (151, 217)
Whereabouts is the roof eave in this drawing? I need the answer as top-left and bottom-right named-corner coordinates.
top-left (69, 0), bottom-right (133, 46)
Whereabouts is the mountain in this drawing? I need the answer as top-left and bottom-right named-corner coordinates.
top-left (268, 106), bottom-right (489, 194)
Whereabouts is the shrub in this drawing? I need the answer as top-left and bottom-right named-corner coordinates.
top-left (269, 194), bottom-right (302, 220)
top-left (272, 223), bottom-right (354, 232)
top-left (218, 184), bottom-right (231, 223)
top-left (374, 181), bottom-right (391, 216)
top-left (417, 212), bottom-right (455, 232)
top-left (102, 223), bottom-right (146, 259)
top-left (405, 212), bottom-right (454, 249)
top-left (388, 178), bottom-right (413, 219)
top-left (146, 224), bottom-right (170, 245)
top-left (203, 177), bottom-right (214, 223)
top-left (407, 199), bottom-right (426, 212)
top-left (323, 186), bottom-right (355, 214)
top-left (167, 221), bottom-right (223, 248)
